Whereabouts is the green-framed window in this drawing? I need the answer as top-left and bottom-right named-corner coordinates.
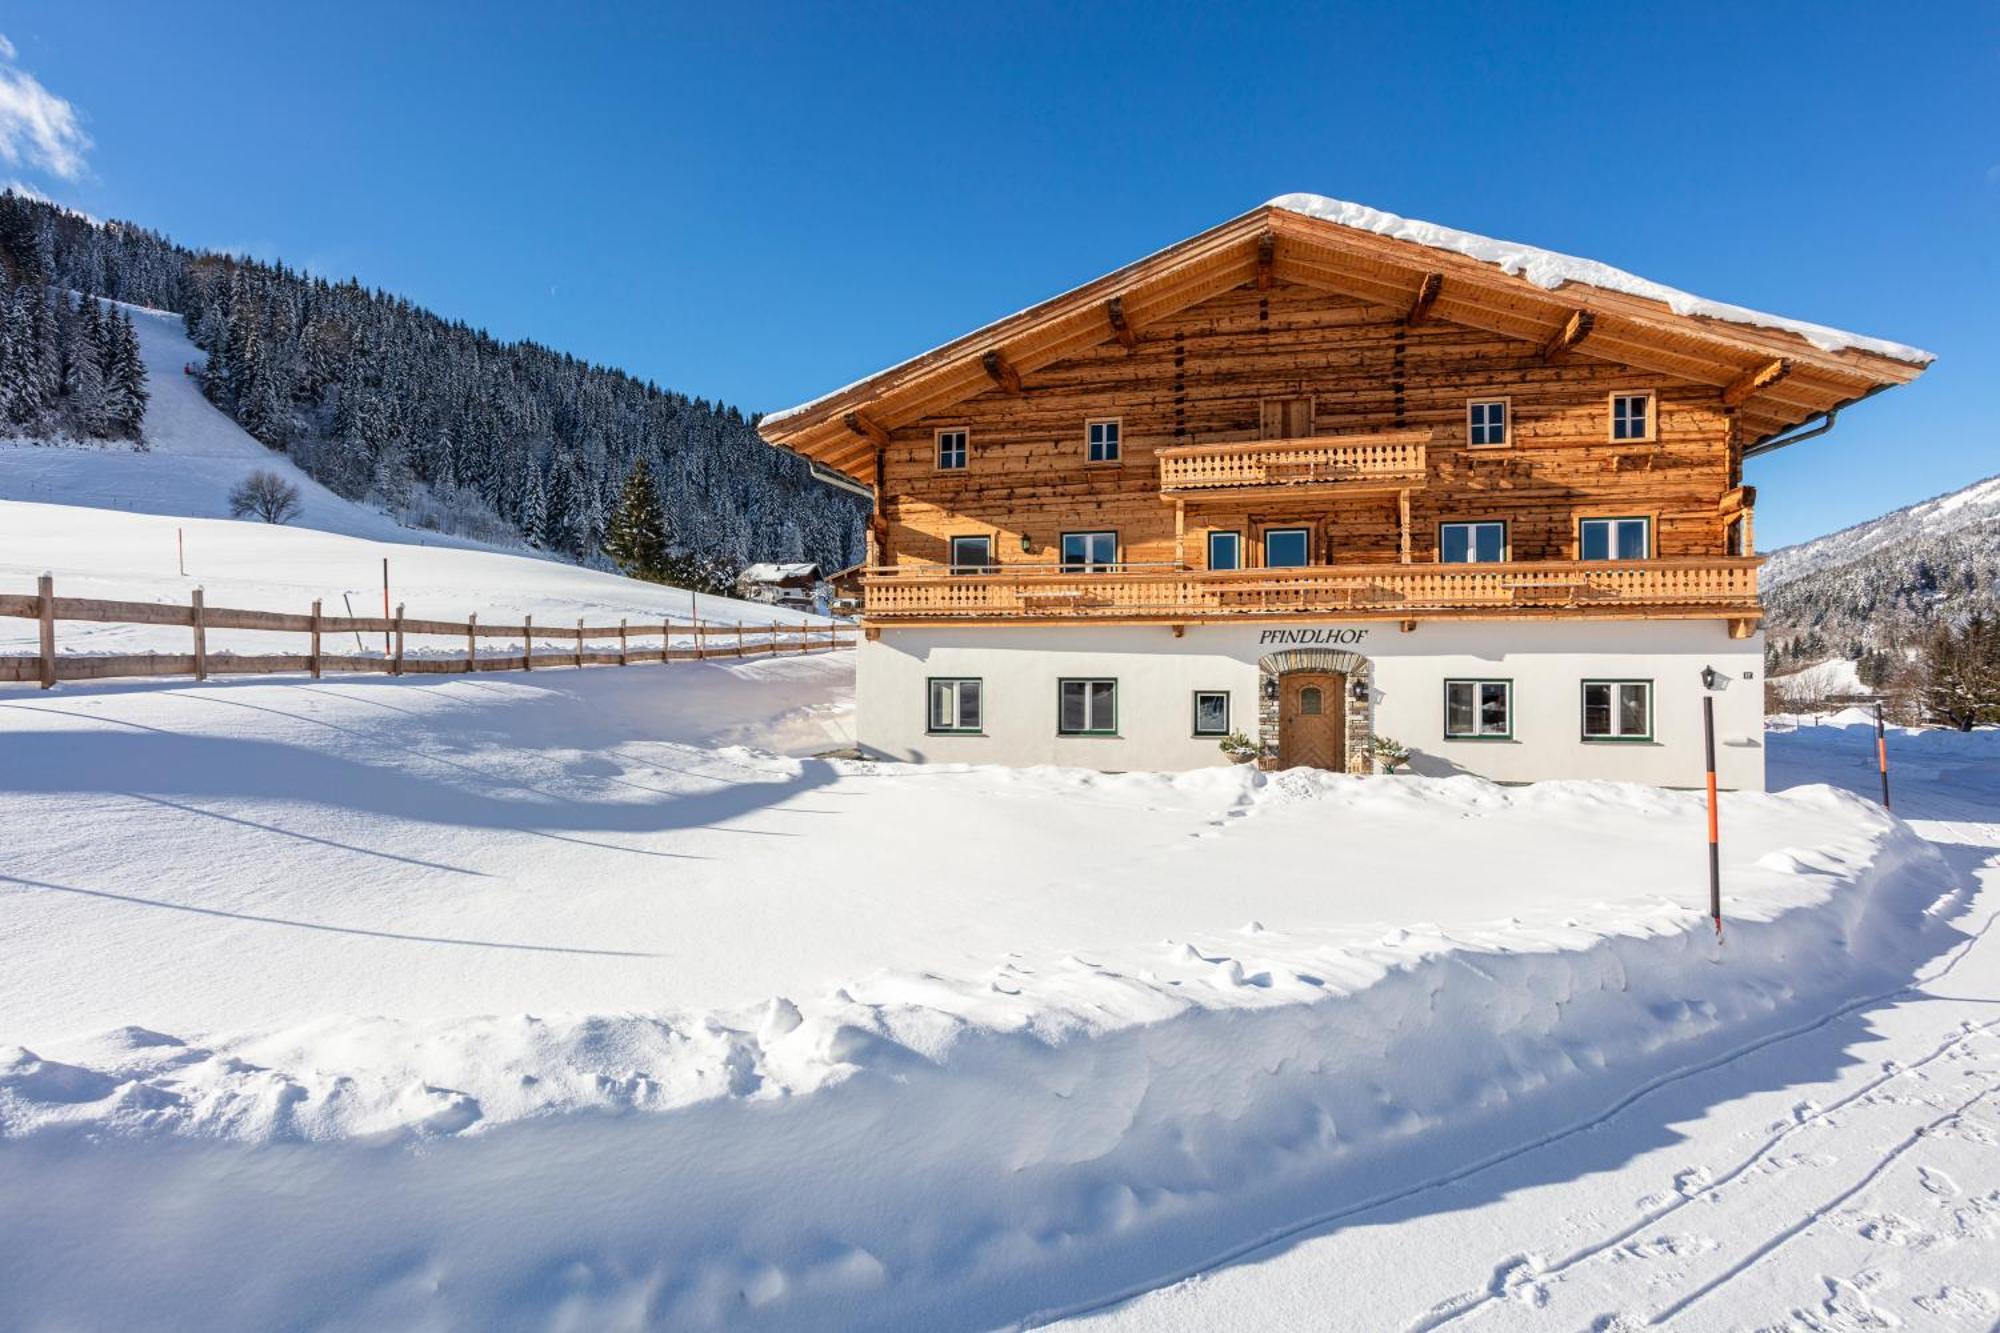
top-left (1582, 679), bottom-right (1652, 741)
top-left (1058, 678), bottom-right (1117, 735)
top-left (927, 677), bottom-right (983, 734)
top-left (1444, 679), bottom-right (1512, 739)
top-left (1192, 690), bottom-right (1230, 737)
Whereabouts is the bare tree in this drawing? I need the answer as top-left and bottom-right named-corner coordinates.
top-left (229, 470), bottom-right (303, 524)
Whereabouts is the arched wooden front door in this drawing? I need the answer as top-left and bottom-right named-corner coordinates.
top-left (1277, 671), bottom-right (1345, 771)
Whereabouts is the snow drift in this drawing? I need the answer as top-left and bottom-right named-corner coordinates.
top-left (0, 759), bottom-right (1966, 1329)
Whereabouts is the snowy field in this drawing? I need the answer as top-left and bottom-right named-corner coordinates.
top-left (1, 658), bottom-right (1992, 1329)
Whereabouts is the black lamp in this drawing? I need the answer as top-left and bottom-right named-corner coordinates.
top-left (1700, 665), bottom-right (1720, 690)
top-left (1019, 533), bottom-right (1033, 553)
top-left (1350, 677), bottom-right (1369, 702)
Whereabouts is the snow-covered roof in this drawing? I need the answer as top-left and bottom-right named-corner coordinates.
top-left (1264, 194), bottom-right (1933, 365)
top-left (739, 562), bottom-right (821, 583)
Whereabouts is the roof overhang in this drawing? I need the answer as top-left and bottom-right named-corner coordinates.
top-left (759, 199), bottom-right (1932, 483)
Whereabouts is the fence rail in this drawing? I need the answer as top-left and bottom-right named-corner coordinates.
top-left (1, 577), bottom-right (854, 688)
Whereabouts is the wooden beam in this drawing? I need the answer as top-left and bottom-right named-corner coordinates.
top-left (1255, 231), bottom-right (1276, 291)
top-left (1542, 309), bottom-right (1596, 361)
top-left (980, 349), bottom-right (1023, 395)
top-left (1721, 358), bottom-right (1792, 409)
top-left (843, 411), bottom-right (890, 449)
top-left (1106, 295), bottom-right (1138, 350)
top-left (1404, 272), bottom-right (1442, 326)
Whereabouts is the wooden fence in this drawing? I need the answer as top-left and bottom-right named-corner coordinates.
top-left (0, 576), bottom-right (853, 688)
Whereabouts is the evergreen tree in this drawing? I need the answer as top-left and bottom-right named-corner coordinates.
top-left (603, 457), bottom-right (670, 581)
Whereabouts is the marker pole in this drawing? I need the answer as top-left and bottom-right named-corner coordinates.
top-left (1704, 695), bottom-right (1721, 940)
top-left (1875, 701), bottom-right (1891, 811)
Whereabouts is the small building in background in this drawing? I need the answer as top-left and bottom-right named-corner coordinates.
top-left (736, 561), bottom-right (824, 613)
top-left (825, 561), bottom-right (867, 618)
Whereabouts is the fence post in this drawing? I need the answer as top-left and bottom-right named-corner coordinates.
top-left (523, 615), bottom-right (533, 671)
top-left (619, 619), bottom-right (628, 667)
top-left (310, 598), bottom-right (322, 679)
top-left (575, 617), bottom-right (584, 669)
top-left (191, 588), bottom-right (207, 681)
top-left (36, 573), bottom-right (55, 689)
top-left (695, 621), bottom-right (706, 660)
top-left (662, 620), bottom-right (671, 665)
top-left (393, 603), bottom-right (406, 676)
top-left (467, 613), bottom-right (477, 673)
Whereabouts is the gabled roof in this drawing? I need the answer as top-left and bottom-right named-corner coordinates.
top-left (739, 562), bottom-right (821, 583)
top-left (760, 195), bottom-right (1932, 482)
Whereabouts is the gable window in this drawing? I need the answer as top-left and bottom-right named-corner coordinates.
top-left (1444, 679), bottom-right (1512, 739)
top-left (1582, 680), bottom-right (1652, 741)
top-left (1192, 690), bottom-right (1230, 737)
top-left (1058, 679), bottom-right (1117, 735)
top-left (1087, 419), bottom-right (1121, 464)
top-left (1260, 396), bottom-right (1315, 440)
top-left (928, 678), bottom-right (982, 734)
top-left (1061, 531), bottom-right (1117, 572)
top-left (1467, 398), bottom-right (1510, 447)
top-left (1610, 393), bottom-right (1654, 442)
top-left (1579, 516), bottom-right (1651, 561)
top-left (949, 535), bottom-right (992, 573)
top-left (936, 428), bottom-right (968, 470)
top-left (1264, 527), bottom-right (1311, 568)
top-left (1207, 531), bottom-right (1241, 571)
top-left (1440, 521), bottom-right (1506, 564)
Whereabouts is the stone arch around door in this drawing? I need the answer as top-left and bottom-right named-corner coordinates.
top-left (1257, 647), bottom-right (1374, 774)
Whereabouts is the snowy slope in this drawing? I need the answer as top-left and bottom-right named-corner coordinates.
top-left (0, 300), bottom-right (493, 547)
top-left (0, 662), bottom-right (1976, 1329)
top-left (1764, 472), bottom-right (2000, 590)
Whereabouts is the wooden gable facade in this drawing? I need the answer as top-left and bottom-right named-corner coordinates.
top-left (760, 201), bottom-right (1929, 630)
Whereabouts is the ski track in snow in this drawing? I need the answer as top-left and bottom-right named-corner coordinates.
top-left (1067, 728), bottom-right (2000, 1333)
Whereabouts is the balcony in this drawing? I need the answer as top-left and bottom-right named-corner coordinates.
top-left (1157, 430), bottom-right (1430, 499)
top-left (860, 558), bottom-right (1761, 625)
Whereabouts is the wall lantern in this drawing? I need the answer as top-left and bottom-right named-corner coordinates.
top-left (1261, 675), bottom-right (1279, 702)
top-left (1350, 677), bottom-right (1369, 703)
top-left (1700, 665), bottom-right (1721, 690)
top-left (1019, 533), bottom-right (1034, 554)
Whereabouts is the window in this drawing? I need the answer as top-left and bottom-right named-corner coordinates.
top-left (1440, 521), bottom-right (1506, 564)
top-left (936, 428), bottom-right (968, 470)
top-left (1193, 690), bottom-right (1230, 736)
top-left (1610, 393), bottom-right (1653, 442)
top-left (927, 678), bottom-right (982, 734)
top-left (949, 535), bottom-right (992, 573)
top-left (1060, 531), bottom-right (1117, 572)
top-left (1582, 680), bottom-right (1652, 741)
top-left (1444, 679), bottom-right (1512, 739)
top-left (1087, 419), bottom-right (1121, 464)
top-left (1579, 516), bottom-right (1652, 561)
top-left (1207, 531), bottom-right (1241, 571)
top-left (1467, 399), bottom-right (1510, 447)
top-left (1058, 679), bottom-right (1117, 735)
top-left (1299, 686), bottom-right (1324, 715)
top-left (1261, 396), bottom-right (1314, 440)
top-left (1264, 527), bottom-right (1311, 568)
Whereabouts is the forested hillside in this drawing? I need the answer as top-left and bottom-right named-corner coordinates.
top-left (0, 191), bottom-right (865, 582)
top-left (1762, 473), bottom-right (2000, 663)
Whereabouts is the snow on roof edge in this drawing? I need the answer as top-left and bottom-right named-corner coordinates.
top-left (1265, 193), bottom-right (1934, 366)
top-left (762, 195), bottom-right (1933, 429)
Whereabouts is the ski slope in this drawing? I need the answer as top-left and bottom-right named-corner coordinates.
top-left (0, 301), bottom-right (459, 544)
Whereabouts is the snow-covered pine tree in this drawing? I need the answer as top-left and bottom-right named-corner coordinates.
top-left (603, 457), bottom-right (671, 582)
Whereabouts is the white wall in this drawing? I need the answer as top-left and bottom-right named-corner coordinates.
top-left (857, 619), bottom-right (1765, 788)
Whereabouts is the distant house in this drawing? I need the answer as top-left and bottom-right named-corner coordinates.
top-left (826, 561), bottom-right (866, 617)
top-left (736, 561), bottom-right (823, 612)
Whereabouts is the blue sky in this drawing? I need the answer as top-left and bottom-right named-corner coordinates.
top-left (1, 2), bottom-right (1992, 548)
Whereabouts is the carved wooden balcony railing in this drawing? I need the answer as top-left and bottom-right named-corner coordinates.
top-left (861, 558), bottom-right (1761, 623)
top-left (1157, 430), bottom-right (1430, 498)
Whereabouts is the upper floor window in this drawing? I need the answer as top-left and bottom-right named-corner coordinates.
top-left (949, 535), bottom-right (992, 573)
top-left (1579, 516), bottom-right (1651, 561)
top-left (1440, 520), bottom-right (1506, 564)
top-left (1264, 527), bottom-right (1311, 568)
top-left (1261, 396), bottom-right (1314, 440)
top-left (1087, 419), bottom-right (1121, 464)
top-left (1610, 392), bottom-right (1654, 442)
top-left (1467, 398), bottom-right (1509, 447)
top-left (936, 428), bottom-right (968, 470)
top-left (1061, 530), bottom-right (1117, 573)
top-left (1207, 530), bottom-right (1241, 571)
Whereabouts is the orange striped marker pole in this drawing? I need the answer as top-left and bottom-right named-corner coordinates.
top-left (1703, 695), bottom-right (1721, 939)
top-left (1875, 701), bottom-right (1891, 811)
